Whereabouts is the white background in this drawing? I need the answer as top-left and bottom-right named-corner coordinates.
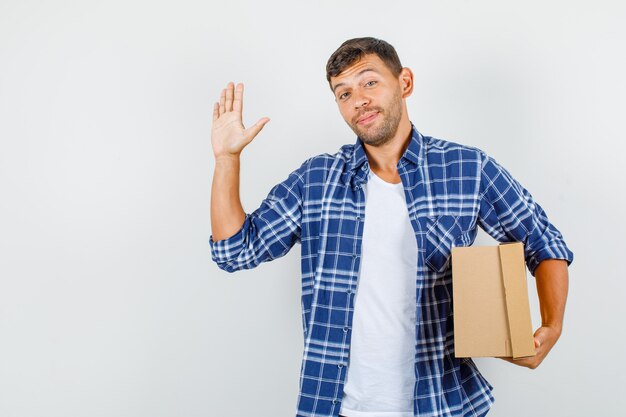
top-left (1, 1), bottom-right (625, 416)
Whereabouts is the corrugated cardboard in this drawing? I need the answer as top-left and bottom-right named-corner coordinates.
top-left (451, 242), bottom-right (536, 359)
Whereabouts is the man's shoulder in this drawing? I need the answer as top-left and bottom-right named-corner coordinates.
top-left (297, 143), bottom-right (356, 172)
top-left (421, 134), bottom-right (486, 160)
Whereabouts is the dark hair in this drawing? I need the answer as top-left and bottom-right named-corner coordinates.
top-left (325, 37), bottom-right (403, 88)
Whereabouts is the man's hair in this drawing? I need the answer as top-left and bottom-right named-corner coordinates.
top-left (325, 37), bottom-right (403, 88)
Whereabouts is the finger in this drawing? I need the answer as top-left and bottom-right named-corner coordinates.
top-left (225, 81), bottom-right (234, 112)
top-left (533, 326), bottom-right (553, 348)
top-left (213, 102), bottom-right (219, 121)
top-left (219, 88), bottom-right (226, 115)
top-left (233, 83), bottom-right (244, 114)
top-left (244, 117), bottom-right (270, 142)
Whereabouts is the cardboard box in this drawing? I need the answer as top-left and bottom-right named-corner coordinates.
top-left (451, 242), bottom-right (536, 359)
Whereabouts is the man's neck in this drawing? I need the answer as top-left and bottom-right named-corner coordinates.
top-left (362, 119), bottom-right (412, 174)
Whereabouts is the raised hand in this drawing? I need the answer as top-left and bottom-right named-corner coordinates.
top-left (211, 82), bottom-right (269, 159)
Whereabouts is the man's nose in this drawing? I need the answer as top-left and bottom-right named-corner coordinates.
top-left (353, 92), bottom-right (369, 109)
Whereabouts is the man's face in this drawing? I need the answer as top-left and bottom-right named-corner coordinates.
top-left (330, 54), bottom-right (404, 147)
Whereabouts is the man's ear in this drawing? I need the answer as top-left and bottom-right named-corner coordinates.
top-left (399, 67), bottom-right (414, 98)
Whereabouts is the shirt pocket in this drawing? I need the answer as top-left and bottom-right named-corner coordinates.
top-left (424, 215), bottom-right (472, 273)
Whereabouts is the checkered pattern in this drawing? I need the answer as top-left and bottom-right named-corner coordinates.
top-left (210, 125), bottom-right (573, 417)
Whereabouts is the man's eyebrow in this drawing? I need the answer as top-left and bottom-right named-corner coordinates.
top-left (332, 68), bottom-right (379, 93)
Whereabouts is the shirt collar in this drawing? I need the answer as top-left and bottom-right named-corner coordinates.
top-left (348, 122), bottom-right (424, 172)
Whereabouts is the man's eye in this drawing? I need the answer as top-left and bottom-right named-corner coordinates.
top-left (339, 92), bottom-right (350, 100)
top-left (365, 80), bottom-right (377, 87)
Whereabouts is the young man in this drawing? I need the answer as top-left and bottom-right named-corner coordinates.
top-left (210, 37), bottom-right (573, 417)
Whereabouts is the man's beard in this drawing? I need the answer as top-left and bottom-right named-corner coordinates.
top-left (348, 89), bottom-right (403, 147)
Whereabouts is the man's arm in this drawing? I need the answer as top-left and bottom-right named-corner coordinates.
top-left (211, 81), bottom-right (269, 242)
top-left (211, 155), bottom-right (246, 242)
top-left (501, 259), bottom-right (569, 369)
top-left (209, 82), bottom-right (307, 273)
top-left (476, 152), bottom-right (574, 368)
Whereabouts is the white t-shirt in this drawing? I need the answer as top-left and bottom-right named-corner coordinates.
top-left (339, 170), bottom-right (418, 417)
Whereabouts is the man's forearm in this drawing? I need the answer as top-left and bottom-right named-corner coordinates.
top-left (501, 259), bottom-right (569, 368)
top-left (211, 155), bottom-right (246, 242)
top-left (534, 259), bottom-right (569, 332)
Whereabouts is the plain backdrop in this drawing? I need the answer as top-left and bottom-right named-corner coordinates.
top-left (1, 1), bottom-right (625, 416)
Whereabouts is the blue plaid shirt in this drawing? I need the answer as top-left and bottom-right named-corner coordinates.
top-left (210, 125), bottom-right (573, 417)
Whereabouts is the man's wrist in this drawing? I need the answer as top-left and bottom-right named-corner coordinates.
top-left (541, 322), bottom-right (563, 336)
top-left (214, 153), bottom-right (241, 164)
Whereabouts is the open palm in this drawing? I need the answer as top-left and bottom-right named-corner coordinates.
top-left (211, 82), bottom-right (269, 158)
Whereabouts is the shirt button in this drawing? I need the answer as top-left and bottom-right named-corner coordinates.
top-left (356, 216), bottom-right (361, 221)
top-left (343, 326), bottom-right (349, 333)
top-left (347, 289), bottom-right (352, 294)
top-left (332, 399), bottom-right (338, 405)
top-left (337, 364), bottom-right (343, 369)
top-left (352, 254), bottom-right (358, 259)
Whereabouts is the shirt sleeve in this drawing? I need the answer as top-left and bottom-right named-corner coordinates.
top-left (209, 158), bottom-right (310, 273)
top-left (477, 152), bottom-right (574, 276)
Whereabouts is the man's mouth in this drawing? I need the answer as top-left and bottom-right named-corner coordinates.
top-left (357, 111), bottom-right (379, 125)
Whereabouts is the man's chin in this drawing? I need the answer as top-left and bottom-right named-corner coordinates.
top-left (352, 125), bottom-right (377, 142)
top-left (347, 121), bottom-right (391, 146)
top-left (360, 133), bottom-right (392, 147)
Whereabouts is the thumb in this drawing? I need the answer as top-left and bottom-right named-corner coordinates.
top-left (244, 117), bottom-right (270, 142)
top-left (533, 327), bottom-right (547, 348)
